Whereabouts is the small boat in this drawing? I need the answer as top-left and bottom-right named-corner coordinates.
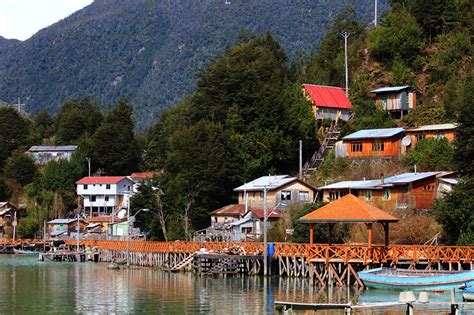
top-left (459, 284), bottom-right (474, 301)
top-left (358, 267), bottom-right (474, 291)
top-left (14, 249), bottom-right (45, 255)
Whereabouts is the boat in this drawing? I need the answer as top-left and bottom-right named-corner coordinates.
top-left (459, 284), bottom-right (474, 301)
top-left (13, 249), bottom-right (45, 255)
top-left (358, 267), bottom-right (474, 291)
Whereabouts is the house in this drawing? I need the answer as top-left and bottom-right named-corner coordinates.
top-left (27, 145), bottom-right (78, 165)
top-left (371, 86), bottom-right (416, 118)
top-left (209, 204), bottom-right (247, 228)
top-left (47, 218), bottom-right (87, 238)
top-left (229, 207), bottom-right (282, 241)
top-left (0, 202), bottom-right (17, 237)
top-left (87, 215), bottom-right (123, 235)
top-left (130, 171), bottom-right (161, 191)
top-left (436, 171), bottom-right (458, 198)
top-left (302, 84), bottom-right (352, 121)
top-left (319, 172), bottom-right (449, 211)
top-left (76, 176), bottom-right (136, 217)
top-left (340, 128), bottom-right (405, 159)
top-left (405, 123), bottom-right (457, 148)
top-left (233, 175), bottom-right (317, 209)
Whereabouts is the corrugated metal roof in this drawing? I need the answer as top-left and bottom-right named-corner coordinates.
top-left (302, 84), bottom-right (352, 109)
top-left (343, 128), bottom-right (405, 140)
top-left (439, 178), bottom-right (458, 185)
top-left (29, 145), bottom-right (78, 152)
top-left (371, 86), bottom-right (410, 93)
top-left (407, 123), bottom-right (457, 132)
top-left (300, 194), bottom-right (399, 223)
top-left (320, 172), bottom-right (442, 190)
top-left (47, 218), bottom-right (77, 224)
top-left (234, 175), bottom-right (295, 191)
top-left (76, 176), bottom-right (134, 184)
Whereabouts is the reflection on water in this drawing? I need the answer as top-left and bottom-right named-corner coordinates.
top-left (0, 256), bottom-right (473, 314)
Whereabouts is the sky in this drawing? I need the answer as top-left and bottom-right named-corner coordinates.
top-left (0, 0), bottom-right (93, 41)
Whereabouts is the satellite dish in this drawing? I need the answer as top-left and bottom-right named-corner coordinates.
top-left (402, 136), bottom-right (412, 146)
top-left (117, 209), bottom-right (127, 220)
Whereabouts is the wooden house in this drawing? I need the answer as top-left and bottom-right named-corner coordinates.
top-left (0, 202), bottom-right (17, 237)
top-left (371, 86), bottom-right (416, 118)
top-left (27, 145), bottom-right (78, 165)
top-left (341, 128), bottom-right (405, 159)
top-left (302, 84), bottom-right (352, 121)
top-left (234, 175), bottom-right (317, 209)
top-left (405, 123), bottom-right (457, 148)
top-left (319, 172), bottom-right (448, 211)
top-left (229, 208), bottom-right (282, 241)
top-left (87, 215), bottom-right (123, 234)
top-left (47, 218), bottom-right (87, 238)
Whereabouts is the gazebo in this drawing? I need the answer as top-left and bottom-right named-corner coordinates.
top-left (300, 194), bottom-right (399, 247)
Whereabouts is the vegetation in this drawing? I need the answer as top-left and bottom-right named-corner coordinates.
top-left (403, 138), bottom-right (455, 171)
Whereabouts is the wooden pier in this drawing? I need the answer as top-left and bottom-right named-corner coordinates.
top-left (192, 254), bottom-right (262, 276)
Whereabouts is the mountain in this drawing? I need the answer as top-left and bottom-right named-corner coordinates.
top-left (0, 36), bottom-right (20, 49)
top-left (0, 0), bottom-right (388, 129)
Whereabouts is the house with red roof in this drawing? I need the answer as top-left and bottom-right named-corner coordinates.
top-left (76, 176), bottom-right (135, 217)
top-left (302, 84), bottom-right (352, 121)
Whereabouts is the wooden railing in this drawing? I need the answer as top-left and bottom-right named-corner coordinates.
top-left (4, 238), bottom-right (473, 265)
top-left (61, 240), bottom-right (473, 265)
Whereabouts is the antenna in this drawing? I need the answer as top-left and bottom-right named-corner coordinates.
top-left (14, 97), bottom-right (25, 113)
top-left (341, 32), bottom-right (351, 97)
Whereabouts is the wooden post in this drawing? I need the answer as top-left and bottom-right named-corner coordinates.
top-left (328, 224), bottom-right (334, 246)
top-left (367, 223), bottom-right (373, 248)
top-left (310, 224), bottom-right (314, 245)
top-left (383, 222), bottom-right (389, 247)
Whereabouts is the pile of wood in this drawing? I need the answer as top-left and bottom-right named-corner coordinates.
top-left (224, 245), bottom-right (246, 255)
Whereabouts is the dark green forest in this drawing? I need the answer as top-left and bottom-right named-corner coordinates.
top-left (0, 0), bottom-right (386, 129)
top-left (0, 0), bottom-right (472, 244)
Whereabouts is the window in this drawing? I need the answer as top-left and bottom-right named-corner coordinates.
top-left (281, 190), bottom-right (291, 201)
top-left (372, 142), bottom-right (385, 152)
top-left (105, 196), bottom-right (109, 202)
top-left (298, 191), bottom-right (309, 201)
top-left (416, 134), bottom-right (425, 142)
top-left (400, 186), bottom-right (408, 193)
top-left (434, 133), bottom-right (445, 139)
top-left (106, 184), bottom-right (111, 189)
top-left (84, 184), bottom-right (88, 190)
top-left (91, 195), bottom-right (96, 202)
top-left (351, 143), bottom-right (362, 152)
top-left (383, 188), bottom-right (391, 201)
top-left (365, 190), bottom-right (372, 201)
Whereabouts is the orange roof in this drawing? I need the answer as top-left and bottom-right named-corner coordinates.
top-left (209, 204), bottom-right (246, 217)
top-left (130, 171), bottom-right (161, 179)
top-left (300, 194), bottom-right (399, 223)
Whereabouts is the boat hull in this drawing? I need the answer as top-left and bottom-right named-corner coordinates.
top-left (462, 289), bottom-right (474, 301)
top-left (358, 267), bottom-right (474, 291)
top-left (14, 249), bottom-right (45, 255)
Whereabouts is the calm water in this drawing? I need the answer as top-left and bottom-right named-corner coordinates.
top-left (0, 255), bottom-right (472, 314)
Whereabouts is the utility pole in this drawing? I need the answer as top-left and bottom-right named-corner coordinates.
top-left (299, 140), bottom-right (303, 180)
top-left (374, 0), bottom-right (378, 26)
top-left (86, 157), bottom-right (91, 177)
top-left (341, 32), bottom-right (351, 97)
top-left (263, 186), bottom-right (268, 276)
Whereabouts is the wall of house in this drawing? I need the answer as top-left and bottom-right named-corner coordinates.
top-left (410, 177), bottom-right (437, 210)
top-left (315, 107), bottom-right (350, 121)
top-left (238, 182), bottom-right (315, 208)
top-left (210, 215), bottom-right (241, 226)
top-left (406, 130), bottom-right (456, 149)
top-left (345, 137), bottom-right (402, 159)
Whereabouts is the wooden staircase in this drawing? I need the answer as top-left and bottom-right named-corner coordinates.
top-left (167, 253), bottom-right (195, 272)
top-left (303, 119), bottom-right (341, 178)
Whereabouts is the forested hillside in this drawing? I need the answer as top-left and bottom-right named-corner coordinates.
top-left (0, 0), bottom-right (386, 129)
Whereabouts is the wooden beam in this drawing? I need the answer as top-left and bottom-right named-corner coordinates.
top-left (367, 223), bottom-right (373, 248)
top-left (310, 224), bottom-right (314, 245)
top-left (383, 222), bottom-right (390, 247)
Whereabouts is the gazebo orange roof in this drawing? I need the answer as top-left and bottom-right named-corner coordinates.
top-left (300, 194), bottom-right (399, 223)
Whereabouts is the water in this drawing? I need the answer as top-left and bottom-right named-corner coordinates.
top-left (0, 255), bottom-right (472, 314)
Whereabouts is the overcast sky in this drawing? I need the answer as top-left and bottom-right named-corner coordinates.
top-left (0, 0), bottom-right (93, 40)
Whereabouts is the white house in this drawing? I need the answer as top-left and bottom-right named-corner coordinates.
top-left (27, 145), bottom-right (78, 165)
top-left (76, 176), bottom-right (136, 217)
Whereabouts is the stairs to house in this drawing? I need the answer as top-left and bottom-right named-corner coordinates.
top-left (168, 254), bottom-right (195, 272)
top-left (303, 118), bottom-right (342, 178)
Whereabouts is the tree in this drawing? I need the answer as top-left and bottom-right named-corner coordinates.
top-left (403, 138), bottom-right (455, 172)
top-left (433, 178), bottom-right (474, 245)
top-left (91, 98), bottom-right (140, 175)
top-left (367, 7), bottom-right (423, 64)
top-left (3, 151), bottom-right (37, 186)
top-left (40, 153), bottom-right (86, 192)
top-left (55, 99), bottom-right (103, 145)
top-left (0, 106), bottom-right (30, 168)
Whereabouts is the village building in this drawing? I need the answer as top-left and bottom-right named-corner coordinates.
top-left (405, 123), bottom-right (457, 148)
top-left (26, 145), bottom-right (78, 165)
top-left (47, 218), bottom-right (87, 238)
top-left (234, 175), bottom-right (317, 209)
top-left (339, 127), bottom-right (405, 159)
top-left (76, 176), bottom-right (135, 217)
top-left (0, 202), bottom-right (17, 238)
top-left (319, 172), bottom-right (453, 211)
top-left (86, 215), bottom-right (123, 235)
top-left (371, 86), bottom-right (416, 118)
top-left (302, 84), bottom-right (352, 121)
